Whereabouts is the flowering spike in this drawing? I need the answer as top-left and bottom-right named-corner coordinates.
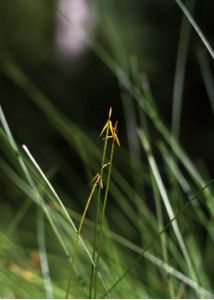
top-left (114, 135), bottom-right (120, 146)
top-left (99, 122), bottom-right (108, 137)
top-left (109, 120), bottom-right (114, 136)
top-left (112, 121), bottom-right (120, 146)
top-left (99, 107), bottom-right (120, 146)
top-left (108, 107), bottom-right (112, 119)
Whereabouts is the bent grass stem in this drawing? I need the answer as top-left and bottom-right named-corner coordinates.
top-left (65, 175), bottom-right (100, 298)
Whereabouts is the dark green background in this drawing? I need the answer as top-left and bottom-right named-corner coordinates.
top-left (0, 0), bottom-right (213, 175)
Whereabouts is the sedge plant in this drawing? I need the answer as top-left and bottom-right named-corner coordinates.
top-left (65, 107), bottom-right (120, 298)
top-left (91, 109), bottom-right (120, 298)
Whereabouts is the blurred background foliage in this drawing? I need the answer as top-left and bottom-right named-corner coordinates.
top-left (0, 0), bottom-right (213, 172)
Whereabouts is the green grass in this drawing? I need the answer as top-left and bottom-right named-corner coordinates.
top-left (0, 0), bottom-right (214, 298)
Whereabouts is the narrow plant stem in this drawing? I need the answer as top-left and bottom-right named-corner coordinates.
top-left (171, 0), bottom-right (195, 139)
top-left (89, 113), bottom-right (111, 298)
top-left (173, 0), bottom-right (214, 60)
top-left (94, 139), bottom-right (115, 298)
top-left (89, 188), bottom-right (102, 299)
top-left (197, 48), bottom-right (214, 114)
top-left (65, 178), bottom-right (99, 298)
top-left (37, 208), bottom-right (54, 299)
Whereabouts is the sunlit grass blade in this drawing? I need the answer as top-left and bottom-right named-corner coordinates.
top-left (0, 107), bottom-right (109, 296)
top-left (21, 144), bottom-right (109, 295)
top-left (173, 0), bottom-right (214, 59)
top-left (37, 208), bottom-right (54, 298)
top-left (0, 109), bottom-right (70, 257)
top-left (138, 129), bottom-right (199, 286)
top-left (150, 171), bottom-right (175, 297)
top-left (158, 142), bottom-right (209, 224)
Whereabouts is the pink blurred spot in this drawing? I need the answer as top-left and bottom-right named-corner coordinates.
top-left (56, 0), bottom-right (96, 58)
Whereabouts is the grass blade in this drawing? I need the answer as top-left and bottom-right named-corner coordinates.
top-left (171, 0), bottom-right (195, 138)
top-left (173, 0), bottom-right (214, 59)
top-left (101, 179), bottom-right (214, 298)
top-left (197, 48), bottom-right (214, 114)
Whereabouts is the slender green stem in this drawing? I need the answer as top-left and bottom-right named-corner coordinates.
top-left (65, 180), bottom-right (98, 298)
top-left (94, 139), bottom-right (115, 298)
top-left (173, 0), bottom-right (214, 59)
top-left (37, 208), bottom-right (53, 299)
top-left (89, 115), bottom-right (110, 298)
top-left (171, 0), bottom-right (195, 139)
top-left (89, 188), bottom-right (101, 299)
top-left (197, 48), bottom-right (214, 115)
